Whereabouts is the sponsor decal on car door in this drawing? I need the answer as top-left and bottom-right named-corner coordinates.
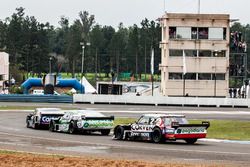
top-left (130, 116), bottom-right (154, 137)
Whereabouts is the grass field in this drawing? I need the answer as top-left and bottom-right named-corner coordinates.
top-left (190, 120), bottom-right (250, 140)
top-left (115, 118), bottom-right (250, 141)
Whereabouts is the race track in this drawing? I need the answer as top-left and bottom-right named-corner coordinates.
top-left (0, 104), bottom-right (250, 166)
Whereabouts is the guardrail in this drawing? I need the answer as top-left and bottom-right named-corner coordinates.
top-left (0, 94), bottom-right (73, 103)
top-left (73, 94), bottom-right (250, 108)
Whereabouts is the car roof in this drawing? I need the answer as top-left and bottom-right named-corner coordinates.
top-left (35, 108), bottom-right (65, 115)
top-left (63, 110), bottom-right (105, 117)
top-left (35, 108), bottom-right (61, 112)
top-left (142, 114), bottom-right (185, 118)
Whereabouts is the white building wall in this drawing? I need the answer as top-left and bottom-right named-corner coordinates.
top-left (0, 52), bottom-right (9, 92)
top-left (160, 13), bottom-right (230, 97)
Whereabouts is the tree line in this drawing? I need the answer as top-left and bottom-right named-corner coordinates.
top-left (0, 7), bottom-right (161, 81)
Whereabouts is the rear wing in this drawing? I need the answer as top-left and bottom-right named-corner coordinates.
top-left (82, 116), bottom-right (114, 120)
top-left (171, 121), bottom-right (210, 129)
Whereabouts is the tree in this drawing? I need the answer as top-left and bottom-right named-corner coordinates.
top-left (65, 20), bottom-right (82, 77)
top-left (0, 20), bottom-right (7, 49)
top-left (90, 25), bottom-right (104, 79)
top-left (109, 23), bottom-right (128, 76)
top-left (5, 7), bottom-right (26, 64)
top-left (101, 26), bottom-right (115, 76)
top-left (78, 11), bottom-right (95, 43)
top-left (127, 24), bottom-right (140, 75)
top-left (140, 18), bottom-right (151, 77)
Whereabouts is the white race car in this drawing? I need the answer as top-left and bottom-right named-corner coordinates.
top-left (26, 108), bottom-right (65, 129)
top-left (49, 110), bottom-right (114, 135)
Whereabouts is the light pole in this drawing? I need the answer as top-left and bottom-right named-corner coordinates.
top-left (80, 42), bottom-right (90, 94)
top-left (49, 57), bottom-right (52, 73)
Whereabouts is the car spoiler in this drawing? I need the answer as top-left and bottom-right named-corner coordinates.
top-left (41, 113), bottom-right (65, 116)
top-left (171, 121), bottom-right (210, 129)
top-left (82, 116), bottom-right (115, 120)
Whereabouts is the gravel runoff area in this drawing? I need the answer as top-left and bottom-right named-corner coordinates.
top-left (0, 151), bottom-right (233, 167)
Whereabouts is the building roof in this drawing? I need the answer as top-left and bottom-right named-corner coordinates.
top-left (162, 13), bottom-right (230, 20)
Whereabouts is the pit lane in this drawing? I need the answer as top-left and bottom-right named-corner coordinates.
top-left (0, 105), bottom-right (249, 166)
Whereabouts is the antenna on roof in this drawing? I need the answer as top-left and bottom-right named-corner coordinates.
top-left (198, 0), bottom-right (200, 14)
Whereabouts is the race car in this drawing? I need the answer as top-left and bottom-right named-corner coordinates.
top-left (49, 110), bottom-right (114, 135)
top-left (26, 108), bottom-right (65, 129)
top-left (113, 114), bottom-right (210, 144)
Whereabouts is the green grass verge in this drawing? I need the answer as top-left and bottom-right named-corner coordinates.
top-left (114, 118), bottom-right (137, 126)
top-left (0, 150), bottom-right (17, 154)
top-left (115, 118), bottom-right (250, 141)
top-left (190, 120), bottom-right (250, 140)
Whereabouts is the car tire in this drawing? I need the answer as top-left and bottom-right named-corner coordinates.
top-left (185, 138), bottom-right (198, 144)
top-left (152, 127), bottom-right (163, 143)
top-left (115, 126), bottom-right (124, 140)
top-left (26, 121), bottom-right (29, 128)
top-left (33, 123), bottom-right (39, 129)
top-left (101, 129), bottom-right (110, 136)
top-left (49, 121), bottom-right (55, 132)
top-left (68, 122), bottom-right (76, 134)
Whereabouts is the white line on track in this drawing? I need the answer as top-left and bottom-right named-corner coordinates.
top-left (0, 131), bottom-right (249, 156)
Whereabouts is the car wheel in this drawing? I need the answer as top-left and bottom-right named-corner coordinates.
top-left (33, 123), bottom-right (39, 129)
top-left (49, 121), bottom-right (55, 132)
top-left (115, 126), bottom-right (124, 140)
top-left (26, 121), bottom-right (30, 128)
top-left (185, 138), bottom-right (198, 144)
top-left (152, 127), bottom-right (163, 143)
top-left (101, 129), bottom-right (110, 136)
top-left (68, 123), bottom-right (76, 134)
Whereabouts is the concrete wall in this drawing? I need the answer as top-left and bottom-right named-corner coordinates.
top-left (73, 94), bottom-right (250, 108)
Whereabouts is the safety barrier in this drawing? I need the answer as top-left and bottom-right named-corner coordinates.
top-left (73, 94), bottom-right (250, 108)
top-left (0, 94), bottom-right (73, 103)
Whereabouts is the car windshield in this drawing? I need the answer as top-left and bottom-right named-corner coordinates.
top-left (164, 117), bottom-right (189, 126)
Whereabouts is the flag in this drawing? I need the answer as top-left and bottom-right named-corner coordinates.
top-left (151, 48), bottom-right (154, 75)
top-left (182, 50), bottom-right (187, 75)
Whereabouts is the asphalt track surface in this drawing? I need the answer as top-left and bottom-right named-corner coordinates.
top-left (0, 102), bottom-right (250, 166)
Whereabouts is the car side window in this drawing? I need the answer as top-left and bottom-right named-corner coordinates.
top-left (137, 116), bottom-right (149, 125)
top-left (164, 118), bottom-right (171, 126)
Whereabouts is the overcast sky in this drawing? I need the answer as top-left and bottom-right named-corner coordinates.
top-left (0, 0), bottom-right (249, 28)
